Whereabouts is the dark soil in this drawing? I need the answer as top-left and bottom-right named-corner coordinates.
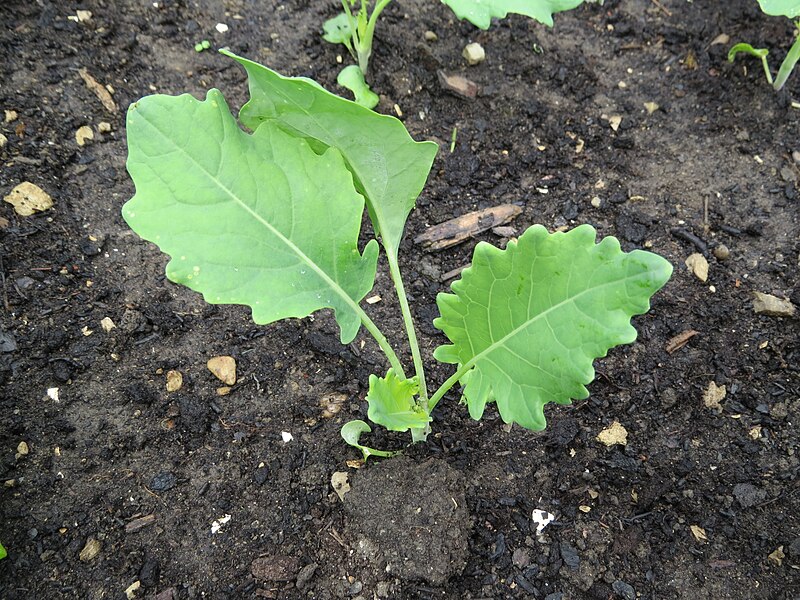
top-left (1, 0), bottom-right (799, 598)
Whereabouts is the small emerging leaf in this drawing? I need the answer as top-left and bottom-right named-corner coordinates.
top-left (0, 542), bottom-right (6, 560)
top-left (337, 65), bottom-right (380, 109)
top-left (757, 0), bottom-right (800, 18)
top-left (434, 224), bottom-right (672, 430)
top-left (322, 12), bottom-right (352, 44)
top-left (728, 43), bottom-right (770, 62)
top-left (366, 369), bottom-right (430, 432)
top-left (123, 90), bottom-right (378, 344)
top-left (341, 420), bottom-right (401, 460)
top-left (441, 0), bottom-right (585, 30)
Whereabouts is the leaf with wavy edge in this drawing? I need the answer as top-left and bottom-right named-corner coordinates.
top-left (222, 50), bottom-right (438, 259)
top-left (366, 369), bottom-right (430, 431)
top-left (433, 224), bottom-right (672, 430)
top-left (441, 0), bottom-right (585, 30)
top-left (123, 90), bottom-right (378, 344)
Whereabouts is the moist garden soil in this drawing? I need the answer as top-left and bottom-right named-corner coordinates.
top-left (1, 0), bottom-right (799, 598)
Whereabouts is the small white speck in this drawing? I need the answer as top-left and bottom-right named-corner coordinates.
top-left (281, 431), bottom-right (294, 443)
top-left (215, 22), bottom-right (229, 33)
top-left (211, 514), bottom-right (231, 534)
top-left (531, 509), bottom-right (555, 534)
top-left (47, 387), bottom-right (60, 402)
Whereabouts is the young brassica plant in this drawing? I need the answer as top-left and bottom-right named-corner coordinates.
top-left (123, 51), bottom-right (672, 457)
top-left (729, 0), bottom-right (800, 91)
top-left (323, 0), bottom-right (595, 107)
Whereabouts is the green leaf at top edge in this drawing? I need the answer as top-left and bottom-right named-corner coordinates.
top-left (341, 420), bottom-right (401, 460)
top-left (123, 90), bottom-right (378, 344)
top-left (337, 65), bottom-right (380, 109)
top-left (366, 369), bottom-right (430, 432)
top-left (441, 0), bottom-right (585, 30)
top-left (757, 0), bottom-right (800, 18)
top-left (434, 224), bottom-right (672, 431)
top-left (221, 50), bottom-right (439, 260)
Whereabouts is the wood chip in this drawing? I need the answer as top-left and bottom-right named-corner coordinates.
top-left (702, 381), bottom-right (726, 411)
top-left (79, 537), bottom-right (102, 561)
top-left (166, 370), bottom-right (183, 392)
top-left (4, 182), bottom-right (53, 216)
top-left (207, 355), bottom-right (236, 385)
top-left (752, 292), bottom-right (796, 317)
top-left (414, 204), bottom-right (522, 251)
top-left (690, 525), bottom-right (707, 542)
top-left (440, 265), bottom-right (467, 282)
top-left (331, 471), bottom-right (350, 501)
top-left (665, 329), bottom-right (698, 354)
top-left (76, 125), bottom-right (94, 146)
top-left (437, 71), bottom-right (479, 99)
top-left (597, 421), bottom-right (628, 446)
top-left (125, 514), bottom-right (156, 533)
top-left (78, 68), bottom-right (118, 113)
top-left (685, 253), bottom-right (709, 282)
top-left (768, 546), bottom-right (784, 566)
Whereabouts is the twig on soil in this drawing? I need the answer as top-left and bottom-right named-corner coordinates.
top-left (670, 227), bottom-right (708, 254)
top-left (650, 0), bottom-right (672, 17)
top-left (0, 252), bottom-right (9, 311)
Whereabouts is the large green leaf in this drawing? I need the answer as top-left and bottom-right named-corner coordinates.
top-left (441, 0), bottom-right (585, 29)
top-left (433, 224), bottom-right (672, 430)
top-left (366, 369), bottom-right (430, 431)
top-left (758, 0), bottom-right (800, 17)
top-left (221, 50), bottom-right (439, 258)
top-left (123, 90), bottom-right (378, 343)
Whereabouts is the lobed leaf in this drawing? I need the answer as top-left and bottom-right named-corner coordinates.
top-left (123, 90), bottom-right (378, 343)
top-left (440, 0), bottom-right (585, 29)
top-left (366, 369), bottom-right (430, 432)
top-left (757, 0), bottom-right (800, 17)
top-left (222, 50), bottom-right (439, 259)
top-left (433, 224), bottom-right (672, 430)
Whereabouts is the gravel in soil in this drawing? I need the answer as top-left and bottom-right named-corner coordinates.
top-left (1, 0), bottom-right (799, 598)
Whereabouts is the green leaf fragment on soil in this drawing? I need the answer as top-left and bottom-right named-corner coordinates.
top-left (441, 0), bottom-right (585, 29)
top-left (433, 224), bottom-right (672, 430)
top-left (123, 90), bottom-right (378, 344)
top-left (322, 12), bottom-right (352, 44)
top-left (341, 420), bottom-right (401, 460)
top-left (366, 369), bottom-right (430, 432)
top-left (222, 50), bottom-right (438, 259)
top-left (337, 65), bottom-right (379, 109)
top-left (728, 43), bottom-right (769, 62)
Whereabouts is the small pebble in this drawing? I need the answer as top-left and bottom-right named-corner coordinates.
top-left (0, 133), bottom-right (7, 148)
top-left (713, 244), bottom-right (730, 260)
top-left (424, 30), bottom-right (438, 41)
top-left (612, 580), bottom-right (636, 600)
top-left (463, 42), bottom-right (485, 65)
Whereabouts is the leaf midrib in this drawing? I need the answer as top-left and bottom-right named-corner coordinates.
top-left (458, 272), bottom-right (642, 379)
top-left (235, 55), bottom-right (408, 254)
top-left (135, 101), bottom-right (367, 319)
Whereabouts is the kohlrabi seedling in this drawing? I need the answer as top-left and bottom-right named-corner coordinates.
top-left (729, 0), bottom-right (800, 91)
top-left (323, 0), bottom-right (598, 107)
top-left (123, 51), bottom-right (672, 457)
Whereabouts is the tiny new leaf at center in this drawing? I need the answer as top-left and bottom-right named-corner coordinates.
top-left (366, 369), bottom-right (430, 431)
